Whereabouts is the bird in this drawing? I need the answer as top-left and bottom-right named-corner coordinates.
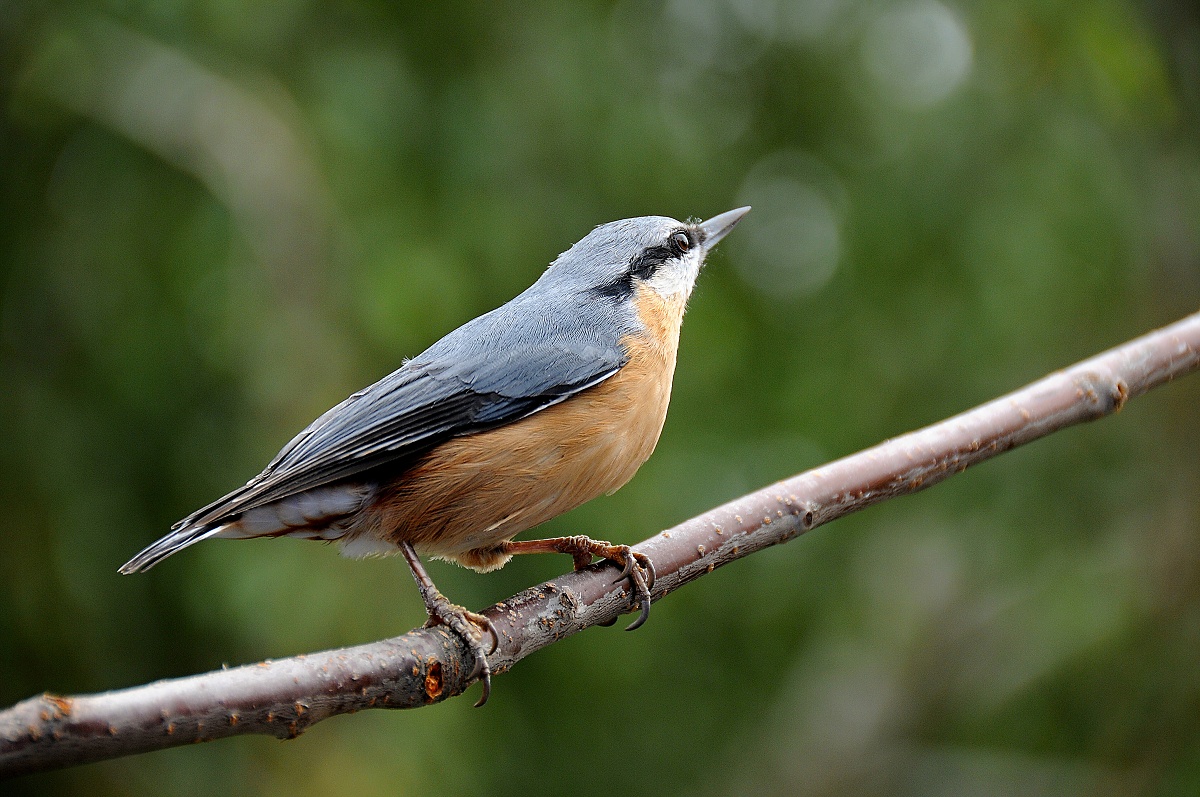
top-left (120, 206), bottom-right (750, 705)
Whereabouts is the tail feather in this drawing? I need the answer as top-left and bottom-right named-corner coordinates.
top-left (120, 483), bottom-right (374, 574)
top-left (117, 525), bottom-right (226, 574)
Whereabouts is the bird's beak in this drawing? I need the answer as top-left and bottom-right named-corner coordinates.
top-left (699, 206), bottom-right (751, 250)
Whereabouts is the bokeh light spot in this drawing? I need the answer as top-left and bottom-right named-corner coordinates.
top-left (861, 0), bottom-right (973, 109)
top-left (734, 151), bottom-right (845, 300)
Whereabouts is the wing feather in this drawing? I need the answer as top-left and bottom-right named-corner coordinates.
top-left (175, 326), bottom-right (628, 530)
top-left (125, 218), bottom-right (656, 575)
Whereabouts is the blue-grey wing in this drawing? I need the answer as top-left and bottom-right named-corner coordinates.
top-left (174, 307), bottom-right (628, 530)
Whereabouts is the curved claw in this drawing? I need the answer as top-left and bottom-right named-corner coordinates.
top-left (460, 609), bottom-right (497, 704)
top-left (600, 546), bottom-right (655, 631)
top-left (476, 613), bottom-right (499, 655)
top-left (610, 547), bottom-right (652, 586)
top-left (624, 564), bottom-right (652, 632)
top-left (625, 601), bottom-right (650, 632)
top-left (637, 553), bottom-right (656, 591)
top-left (463, 622), bottom-right (493, 707)
top-left (463, 629), bottom-right (493, 707)
top-left (615, 551), bottom-right (636, 581)
top-left (473, 667), bottom-right (492, 708)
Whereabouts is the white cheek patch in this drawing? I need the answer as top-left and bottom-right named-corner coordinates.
top-left (647, 251), bottom-right (702, 298)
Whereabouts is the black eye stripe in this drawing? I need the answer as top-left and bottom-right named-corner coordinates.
top-left (589, 233), bottom-right (691, 302)
top-left (630, 244), bottom-right (674, 280)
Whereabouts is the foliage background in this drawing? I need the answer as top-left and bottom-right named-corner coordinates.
top-left (2, 1), bottom-right (1198, 794)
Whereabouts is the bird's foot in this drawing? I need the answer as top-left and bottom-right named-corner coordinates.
top-left (592, 540), bottom-right (655, 631)
top-left (422, 595), bottom-right (498, 707)
top-left (400, 541), bottom-right (497, 706)
top-left (502, 535), bottom-right (656, 631)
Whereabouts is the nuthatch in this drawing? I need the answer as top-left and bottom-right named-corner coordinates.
top-left (121, 206), bottom-right (750, 704)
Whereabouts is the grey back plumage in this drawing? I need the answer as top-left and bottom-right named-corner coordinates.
top-left (164, 215), bottom-right (689, 534)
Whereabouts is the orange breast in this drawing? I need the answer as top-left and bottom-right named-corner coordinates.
top-left (357, 284), bottom-right (687, 571)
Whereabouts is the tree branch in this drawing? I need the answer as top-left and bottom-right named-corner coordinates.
top-left (4, 311), bottom-right (1199, 778)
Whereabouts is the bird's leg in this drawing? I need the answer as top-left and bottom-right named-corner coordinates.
top-left (498, 536), bottom-right (656, 631)
top-left (399, 542), bottom-right (498, 707)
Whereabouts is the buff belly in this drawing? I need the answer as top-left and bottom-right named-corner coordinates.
top-left (342, 285), bottom-right (685, 571)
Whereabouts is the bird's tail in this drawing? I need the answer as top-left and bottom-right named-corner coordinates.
top-left (120, 484), bottom-right (374, 573)
top-left (117, 524), bottom-right (225, 574)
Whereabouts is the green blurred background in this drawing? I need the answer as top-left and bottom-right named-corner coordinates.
top-left (2, 0), bottom-right (1198, 794)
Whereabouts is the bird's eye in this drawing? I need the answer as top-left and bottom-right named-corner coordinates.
top-left (672, 231), bottom-right (691, 252)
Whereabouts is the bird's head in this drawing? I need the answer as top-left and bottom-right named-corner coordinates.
top-left (538, 207), bottom-right (750, 304)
